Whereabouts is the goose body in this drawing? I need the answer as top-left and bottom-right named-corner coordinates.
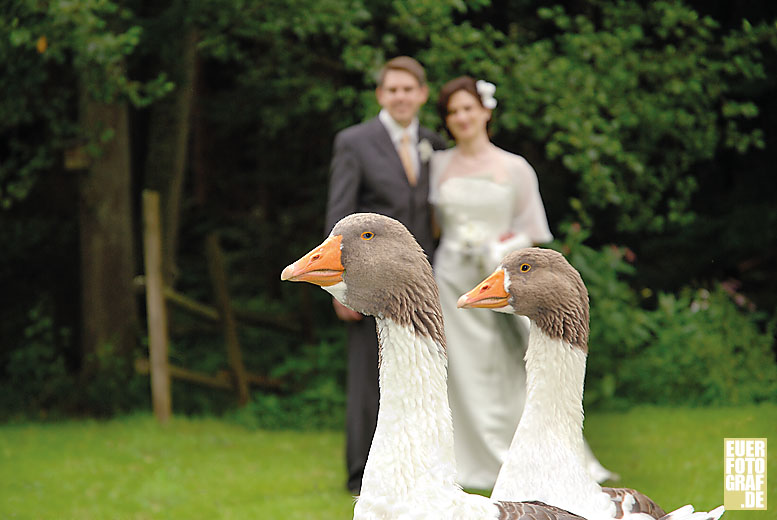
top-left (282, 213), bottom-right (585, 520)
top-left (458, 248), bottom-right (724, 520)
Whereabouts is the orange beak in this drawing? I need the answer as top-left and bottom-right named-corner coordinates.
top-left (281, 235), bottom-right (344, 287)
top-left (457, 268), bottom-right (509, 309)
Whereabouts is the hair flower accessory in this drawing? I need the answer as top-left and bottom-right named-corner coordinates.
top-left (476, 80), bottom-right (497, 109)
top-left (418, 138), bottom-right (433, 162)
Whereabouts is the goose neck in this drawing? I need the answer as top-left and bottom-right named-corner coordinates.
top-left (360, 318), bottom-right (456, 496)
top-left (520, 322), bottom-right (586, 443)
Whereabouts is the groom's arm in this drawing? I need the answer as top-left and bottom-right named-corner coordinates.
top-left (325, 129), bottom-right (364, 322)
top-left (325, 130), bottom-right (362, 236)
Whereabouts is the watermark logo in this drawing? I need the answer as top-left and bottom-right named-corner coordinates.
top-left (724, 438), bottom-right (767, 510)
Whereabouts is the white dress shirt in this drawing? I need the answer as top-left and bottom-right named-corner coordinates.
top-left (378, 109), bottom-right (421, 177)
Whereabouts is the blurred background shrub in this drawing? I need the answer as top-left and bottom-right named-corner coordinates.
top-left (1, 0), bottom-right (775, 423)
top-left (560, 225), bottom-right (777, 410)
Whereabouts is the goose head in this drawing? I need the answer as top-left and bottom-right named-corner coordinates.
top-left (457, 247), bottom-right (589, 352)
top-left (282, 213), bottom-right (445, 346)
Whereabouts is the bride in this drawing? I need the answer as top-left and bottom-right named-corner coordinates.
top-left (429, 75), bottom-right (618, 490)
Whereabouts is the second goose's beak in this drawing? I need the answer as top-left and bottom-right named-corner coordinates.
top-left (281, 235), bottom-right (344, 287)
top-left (457, 268), bottom-right (509, 309)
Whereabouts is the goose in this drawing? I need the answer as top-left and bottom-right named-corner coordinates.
top-left (281, 213), bottom-right (713, 520)
top-left (457, 247), bottom-right (725, 520)
top-left (282, 213), bottom-right (586, 519)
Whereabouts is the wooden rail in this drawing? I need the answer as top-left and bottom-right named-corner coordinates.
top-left (133, 277), bottom-right (301, 334)
top-left (134, 358), bottom-right (282, 391)
top-left (139, 189), bottom-right (288, 423)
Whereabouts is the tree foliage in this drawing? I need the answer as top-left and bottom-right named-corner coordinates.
top-left (421, 1), bottom-right (775, 232)
top-left (1, 0), bottom-right (775, 417)
top-left (560, 225), bottom-right (777, 409)
top-left (185, 0), bottom-right (777, 236)
top-left (0, 0), bottom-right (171, 208)
top-left (4, 0), bottom-right (774, 225)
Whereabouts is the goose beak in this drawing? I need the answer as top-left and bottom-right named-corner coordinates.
top-left (457, 268), bottom-right (509, 309)
top-left (281, 235), bottom-right (344, 287)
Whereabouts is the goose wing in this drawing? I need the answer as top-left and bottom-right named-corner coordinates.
top-left (603, 487), bottom-right (666, 519)
top-left (657, 504), bottom-right (725, 520)
top-left (495, 500), bottom-right (585, 520)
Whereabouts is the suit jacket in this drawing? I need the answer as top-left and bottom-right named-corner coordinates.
top-left (325, 116), bottom-right (446, 257)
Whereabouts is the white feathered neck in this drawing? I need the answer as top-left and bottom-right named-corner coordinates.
top-left (355, 318), bottom-right (498, 519)
top-left (491, 322), bottom-right (615, 519)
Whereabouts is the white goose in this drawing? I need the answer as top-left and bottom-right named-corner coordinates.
top-left (281, 214), bottom-right (718, 520)
top-left (282, 213), bottom-right (585, 520)
top-left (457, 248), bottom-right (725, 520)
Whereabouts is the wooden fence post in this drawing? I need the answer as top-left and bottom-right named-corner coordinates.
top-left (142, 190), bottom-right (172, 423)
top-left (205, 232), bottom-right (250, 406)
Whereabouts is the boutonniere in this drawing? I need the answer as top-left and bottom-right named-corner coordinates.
top-left (418, 138), bottom-right (433, 162)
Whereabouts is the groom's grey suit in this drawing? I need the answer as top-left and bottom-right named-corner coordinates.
top-left (325, 116), bottom-right (445, 492)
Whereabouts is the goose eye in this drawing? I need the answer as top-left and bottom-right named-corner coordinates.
top-left (361, 231), bottom-right (374, 241)
top-left (520, 263), bottom-right (531, 272)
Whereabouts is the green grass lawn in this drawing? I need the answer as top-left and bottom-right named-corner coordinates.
top-left (584, 403), bottom-right (775, 520)
top-left (0, 404), bottom-right (773, 519)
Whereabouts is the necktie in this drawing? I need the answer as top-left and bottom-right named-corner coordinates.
top-left (398, 132), bottom-right (417, 186)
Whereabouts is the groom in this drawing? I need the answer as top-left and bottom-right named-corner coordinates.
top-left (325, 56), bottom-right (446, 494)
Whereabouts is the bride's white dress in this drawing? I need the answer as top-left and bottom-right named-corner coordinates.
top-left (430, 145), bottom-right (620, 489)
top-left (430, 145), bottom-right (553, 490)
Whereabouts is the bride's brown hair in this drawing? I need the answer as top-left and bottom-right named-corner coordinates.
top-left (436, 76), bottom-right (491, 138)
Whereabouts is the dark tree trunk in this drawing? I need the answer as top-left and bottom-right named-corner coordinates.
top-left (78, 92), bottom-right (138, 378)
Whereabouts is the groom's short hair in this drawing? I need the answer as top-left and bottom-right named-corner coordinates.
top-left (377, 56), bottom-right (427, 87)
